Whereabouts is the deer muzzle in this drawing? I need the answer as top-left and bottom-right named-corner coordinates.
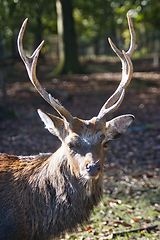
top-left (86, 163), bottom-right (101, 178)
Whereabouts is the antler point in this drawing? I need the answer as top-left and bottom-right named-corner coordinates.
top-left (23, 18), bottom-right (28, 27)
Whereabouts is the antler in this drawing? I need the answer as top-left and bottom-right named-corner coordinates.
top-left (17, 14), bottom-right (135, 123)
top-left (97, 13), bottom-right (136, 121)
top-left (17, 18), bottom-right (73, 122)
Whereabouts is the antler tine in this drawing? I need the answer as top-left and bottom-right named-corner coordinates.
top-left (97, 51), bottom-right (132, 119)
top-left (97, 14), bottom-right (135, 121)
top-left (126, 13), bottom-right (136, 57)
top-left (17, 18), bottom-right (73, 122)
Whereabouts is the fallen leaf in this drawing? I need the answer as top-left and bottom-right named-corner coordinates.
top-left (86, 226), bottom-right (92, 232)
top-left (125, 211), bottom-right (132, 215)
top-left (111, 220), bottom-right (132, 228)
top-left (121, 221), bottom-right (132, 228)
top-left (100, 210), bottom-right (105, 215)
top-left (141, 229), bottom-right (147, 235)
top-left (144, 219), bottom-right (151, 223)
top-left (144, 172), bottom-right (155, 178)
top-left (108, 199), bottom-right (121, 208)
top-left (106, 233), bottom-right (113, 239)
top-left (133, 218), bottom-right (139, 222)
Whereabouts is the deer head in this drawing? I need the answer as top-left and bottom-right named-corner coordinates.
top-left (17, 14), bottom-right (136, 182)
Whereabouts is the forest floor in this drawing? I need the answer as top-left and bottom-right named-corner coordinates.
top-left (0, 56), bottom-right (160, 239)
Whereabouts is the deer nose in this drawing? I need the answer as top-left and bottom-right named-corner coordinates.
top-left (86, 163), bottom-right (101, 177)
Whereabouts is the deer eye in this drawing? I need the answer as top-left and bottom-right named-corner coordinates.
top-left (102, 141), bottom-right (108, 150)
top-left (67, 142), bottom-right (75, 150)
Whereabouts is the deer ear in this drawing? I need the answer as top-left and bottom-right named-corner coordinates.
top-left (105, 114), bottom-right (134, 140)
top-left (37, 109), bottom-right (65, 140)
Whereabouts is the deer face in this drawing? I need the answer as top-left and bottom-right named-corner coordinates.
top-left (38, 110), bottom-right (134, 180)
top-left (65, 118), bottom-right (107, 180)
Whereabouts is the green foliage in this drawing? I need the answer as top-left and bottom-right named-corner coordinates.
top-left (73, 0), bottom-right (114, 47)
top-left (73, 0), bottom-right (160, 56)
top-left (0, 0), bottom-right (56, 56)
top-left (0, 0), bottom-right (160, 60)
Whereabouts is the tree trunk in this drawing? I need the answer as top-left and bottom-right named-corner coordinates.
top-left (153, 36), bottom-right (159, 68)
top-left (54, 0), bottom-right (82, 75)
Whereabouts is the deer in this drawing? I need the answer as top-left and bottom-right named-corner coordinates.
top-left (0, 14), bottom-right (136, 240)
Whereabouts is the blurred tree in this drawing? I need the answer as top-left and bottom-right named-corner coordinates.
top-left (73, 0), bottom-right (115, 55)
top-left (0, 0), bottom-right (160, 66)
top-left (0, 0), bottom-right (56, 58)
top-left (54, 0), bottom-right (82, 75)
top-left (113, 0), bottom-right (160, 64)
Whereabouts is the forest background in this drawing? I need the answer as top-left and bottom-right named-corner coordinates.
top-left (1, 0), bottom-right (160, 239)
top-left (1, 0), bottom-right (160, 73)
